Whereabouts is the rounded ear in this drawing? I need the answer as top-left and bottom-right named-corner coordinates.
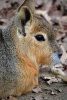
top-left (18, 0), bottom-right (35, 14)
top-left (18, 6), bottom-right (33, 25)
top-left (15, 6), bottom-right (33, 37)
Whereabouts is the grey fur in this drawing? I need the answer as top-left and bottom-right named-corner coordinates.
top-left (0, 17), bottom-right (20, 98)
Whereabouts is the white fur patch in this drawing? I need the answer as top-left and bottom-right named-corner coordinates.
top-left (25, 21), bottom-right (31, 34)
top-left (17, 28), bottom-right (23, 38)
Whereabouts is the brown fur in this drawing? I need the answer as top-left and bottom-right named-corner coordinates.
top-left (0, 0), bottom-right (62, 98)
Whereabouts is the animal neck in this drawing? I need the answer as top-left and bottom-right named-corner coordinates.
top-left (16, 48), bottom-right (39, 71)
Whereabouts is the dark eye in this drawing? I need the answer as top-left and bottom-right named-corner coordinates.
top-left (35, 34), bottom-right (45, 41)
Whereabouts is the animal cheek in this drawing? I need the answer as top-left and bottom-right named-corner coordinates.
top-left (36, 50), bottom-right (52, 65)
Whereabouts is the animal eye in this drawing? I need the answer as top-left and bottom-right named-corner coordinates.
top-left (35, 34), bottom-right (45, 41)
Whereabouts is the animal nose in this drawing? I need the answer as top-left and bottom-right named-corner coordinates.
top-left (58, 53), bottom-right (62, 58)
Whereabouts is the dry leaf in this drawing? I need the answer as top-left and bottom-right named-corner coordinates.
top-left (32, 86), bottom-right (42, 93)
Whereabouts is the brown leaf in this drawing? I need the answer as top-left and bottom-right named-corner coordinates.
top-left (32, 86), bottom-right (42, 93)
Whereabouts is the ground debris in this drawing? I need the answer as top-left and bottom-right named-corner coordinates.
top-left (41, 75), bottom-right (61, 85)
top-left (30, 95), bottom-right (43, 100)
top-left (55, 88), bottom-right (62, 93)
top-left (50, 90), bottom-right (57, 95)
top-left (32, 86), bottom-right (42, 93)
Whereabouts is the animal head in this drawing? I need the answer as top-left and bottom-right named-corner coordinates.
top-left (10, 4), bottom-right (62, 66)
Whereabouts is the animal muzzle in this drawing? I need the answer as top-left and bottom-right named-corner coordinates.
top-left (51, 52), bottom-right (62, 65)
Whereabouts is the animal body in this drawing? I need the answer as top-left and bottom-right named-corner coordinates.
top-left (0, 0), bottom-right (63, 99)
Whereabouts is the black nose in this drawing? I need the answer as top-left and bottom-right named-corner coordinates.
top-left (58, 53), bottom-right (62, 58)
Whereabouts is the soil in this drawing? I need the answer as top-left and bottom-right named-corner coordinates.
top-left (17, 80), bottom-right (67, 100)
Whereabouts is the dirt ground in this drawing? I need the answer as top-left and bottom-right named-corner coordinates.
top-left (17, 81), bottom-right (67, 100)
top-left (0, 0), bottom-right (67, 100)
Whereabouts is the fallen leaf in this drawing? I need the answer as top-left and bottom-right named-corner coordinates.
top-left (47, 77), bottom-right (61, 85)
top-left (32, 86), bottom-right (42, 93)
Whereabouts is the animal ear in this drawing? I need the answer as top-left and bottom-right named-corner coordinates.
top-left (18, 6), bottom-right (32, 24)
top-left (18, 0), bottom-right (35, 14)
top-left (16, 6), bottom-right (33, 37)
